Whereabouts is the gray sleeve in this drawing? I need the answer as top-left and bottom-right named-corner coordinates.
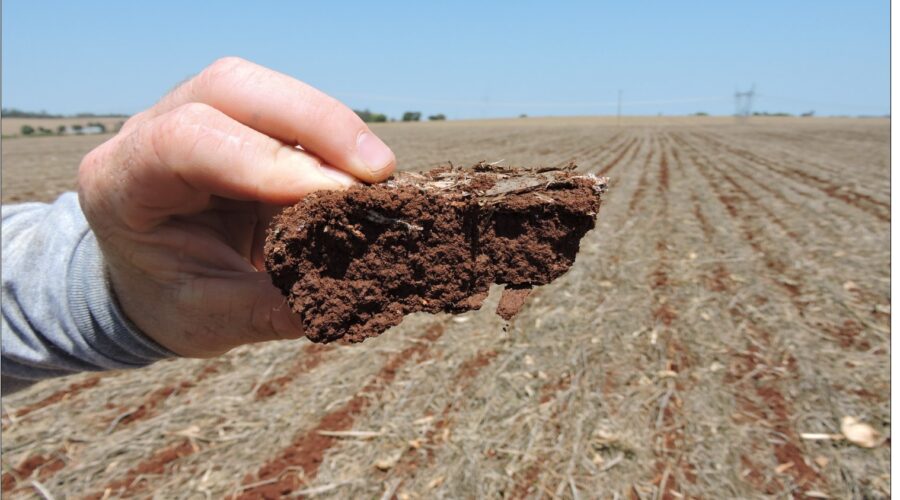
top-left (2, 192), bottom-right (175, 394)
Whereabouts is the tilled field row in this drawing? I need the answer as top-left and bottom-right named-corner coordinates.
top-left (1, 118), bottom-right (889, 499)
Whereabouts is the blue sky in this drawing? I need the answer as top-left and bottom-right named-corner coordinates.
top-left (2, 1), bottom-right (889, 118)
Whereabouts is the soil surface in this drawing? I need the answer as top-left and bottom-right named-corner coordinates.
top-left (265, 163), bottom-right (608, 343)
top-left (3, 118), bottom-right (888, 499)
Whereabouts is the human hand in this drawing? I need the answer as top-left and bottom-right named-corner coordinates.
top-left (77, 57), bottom-right (396, 357)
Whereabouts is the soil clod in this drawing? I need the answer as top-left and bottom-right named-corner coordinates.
top-left (265, 163), bottom-right (608, 343)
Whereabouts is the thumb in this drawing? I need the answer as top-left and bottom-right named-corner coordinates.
top-left (150, 273), bottom-right (306, 357)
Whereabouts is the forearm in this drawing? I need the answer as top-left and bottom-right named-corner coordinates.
top-left (2, 193), bottom-right (174, 394)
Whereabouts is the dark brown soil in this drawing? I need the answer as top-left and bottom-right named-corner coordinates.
top-left (265, 163), bottom-right (608, 343)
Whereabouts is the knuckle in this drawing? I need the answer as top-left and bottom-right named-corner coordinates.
top-left (78, 144), bottom-right (104, 178)
top-left (172, 101), bottom-right (217, 123)
top-left (77, 141), bottom-right (114, 201)
top-left (119, 111), bottom-right (147, 134)
top-left (77, 142), bottom-right (120, 231)
top-left (76, 152), bottom-right (101, 215)
top-left (151, 103), bottom-right (218, 163)
top-left (196, 56), bottom-right (247, 92)
top-left (209, 56), bottom-right (246, 73)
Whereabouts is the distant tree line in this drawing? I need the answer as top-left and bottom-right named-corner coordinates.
top-left (751, 111), bottom-right (793, 117)
top-left (401, 112), bottom-right (446, 122)
top-left (3, 108), bottom-right (63, 118)
top-left (18, 120), bottom-right (124, 137)
top-left (73, 112), bottom-right (128, 118)
top-left (354, 109), bottom-right (448, 123)
top-left (692, 111), bottom-right (816, 118)
top-left (2, 107), bottom-right (128, 118)
top-left (354, 109), bottom-right (388, 123)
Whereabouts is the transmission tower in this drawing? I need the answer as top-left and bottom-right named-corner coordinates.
top-left (734, 84), bottom-right (756, 120)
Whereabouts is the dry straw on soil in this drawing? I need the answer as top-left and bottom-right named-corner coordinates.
top-left (1, 117), bottom-right (890, 499)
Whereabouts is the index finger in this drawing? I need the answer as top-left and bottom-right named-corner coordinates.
top-left (144, 57), bottom-right (396, 183)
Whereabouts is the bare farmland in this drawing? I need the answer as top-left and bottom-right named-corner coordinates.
top-left (0, 117), bottom-right (889, 498)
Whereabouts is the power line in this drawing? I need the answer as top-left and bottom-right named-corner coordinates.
top-left (331, 89), bottom-right (884, 114)
top-left (331, 92), bottom-right (729, 109)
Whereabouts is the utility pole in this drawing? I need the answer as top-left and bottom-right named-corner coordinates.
top-left (734, 84), bottom-right (756, 121)
top-left (617, 89), bottom-right (622, 126)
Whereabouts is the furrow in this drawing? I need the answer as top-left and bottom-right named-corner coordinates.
top-left (233, 323), bottom-right (446, 499)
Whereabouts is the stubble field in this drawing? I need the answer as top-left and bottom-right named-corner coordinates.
top-left (1, 116), bottom-right (890, 499)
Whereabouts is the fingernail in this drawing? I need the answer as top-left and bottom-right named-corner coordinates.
top-left (317, 163), bottom-right (358, 187)
top-left (357, 131), bottom-right (395, 175)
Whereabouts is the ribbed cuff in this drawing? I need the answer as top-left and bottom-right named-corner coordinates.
top-left (68, 232), bottom-right (176, 366)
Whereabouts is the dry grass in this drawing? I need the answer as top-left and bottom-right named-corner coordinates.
top-left (0, 117), bottom-right (890, 499)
